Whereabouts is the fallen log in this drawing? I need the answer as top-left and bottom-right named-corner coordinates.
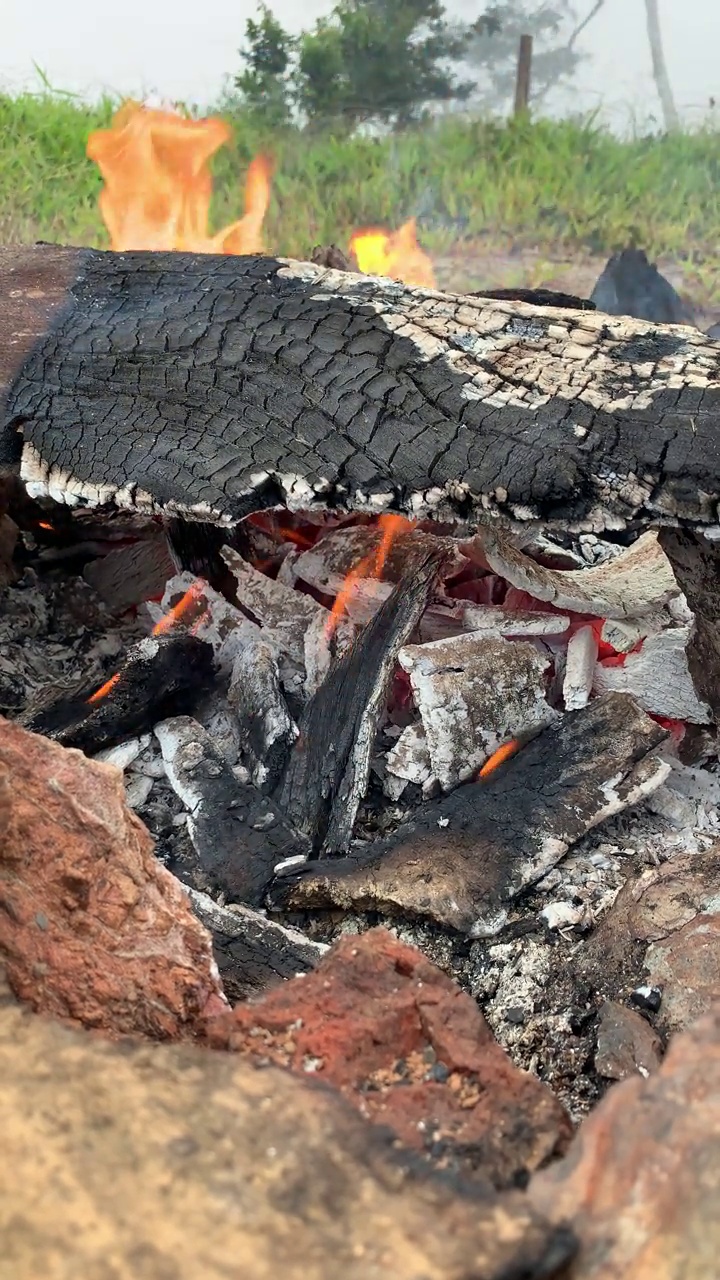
top-left (2, 244), bottom-right (720, 533)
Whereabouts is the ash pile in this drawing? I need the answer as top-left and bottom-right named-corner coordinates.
top-left (3, 492), bottom-right (720, 1112)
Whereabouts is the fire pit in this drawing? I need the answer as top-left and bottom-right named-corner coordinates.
top-left (1, 103), bottom-right (719, 1279)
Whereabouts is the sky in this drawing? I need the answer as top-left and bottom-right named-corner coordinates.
top-left (3, 0), bottom-right (719, 133)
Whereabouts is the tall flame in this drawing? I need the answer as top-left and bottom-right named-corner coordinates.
top-left (349, 218), bottom-right (436, 289)
top-left (326, 514), bottom-right (415, 637)
top-left (87, 102), bottom-right (272, 254)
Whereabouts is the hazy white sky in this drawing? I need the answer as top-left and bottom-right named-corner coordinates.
top-left (3, 0), bottom-right (719, 131)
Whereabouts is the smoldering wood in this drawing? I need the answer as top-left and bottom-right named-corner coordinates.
top-left (186, 887), bottom-right (327, 1003)
top-left (227, 638), bottom-right (298, 791)
top-left (269, 693), bottom-right (670, 936)
top-left (658, 528), bottom-right (720, 721)
top-left (277, 550), bottom-right (442, 855)
top-left (562, 625), bottom-right (598, 711)
top-left (397, 632), bottom-right (556, 791)
top-left (83, 534), bottom-right (177, 611)
top-left (592, 625), bottom-right (714, 723)
top-left (20, 632), bottom-right (215, 754)
top-left (154, 716), bottom-right (309, 905)
top-left (3, 244), bottom-right (720, 535)
top-left (478, 528), bottom-right (680, 619)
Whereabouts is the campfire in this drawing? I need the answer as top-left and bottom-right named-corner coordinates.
top-left (2, 98), bottom-right (720, 1186)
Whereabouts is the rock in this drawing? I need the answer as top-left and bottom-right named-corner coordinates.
top-left (579, 851), bottom-right (720, 1005)
top-left (0, 717), bottom-right (226, 1038)
top-left (0, 985), bottom-right (575, 1280)
top-left (530, 1006), bottom-right (720, 1279)
top-left (204, 928), bottom-right (572, 1188)
top-left (646, 914), bottom-right (720, 1035)
top-left (595, 1001), bottom-right (663, 1080)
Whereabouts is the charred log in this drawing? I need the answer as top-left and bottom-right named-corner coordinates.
top-left (155, 716), bottom-right (308, 905)
top-left (269, 693), bottom-right (669, 936)
top-left (590, 248), bottom-right (693, 326)
top-left (277, 550), bottom-right (442, 853)
top-left (20, 632), bottom-right (215, 754)
top-left (2, 245), bottom-right (720, 534)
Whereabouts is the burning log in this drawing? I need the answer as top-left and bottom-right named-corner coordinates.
top-left (155, 715), bottom-right (308, 905)
top-left (277, 551), bottom-right (442, 854)
top-left (270, 693), bottom-right (669, 936)
top-left (20, 632), bottom-right (215, 754)
top-left (4, 245), bottom-right (720, 534)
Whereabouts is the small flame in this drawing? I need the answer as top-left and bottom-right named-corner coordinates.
top-left (37, 520), bottom-right (54, 531)
top-left (86, 580), bottom-right (205, 706)
top-left (87, 102), bottom-right (272, 253)
top-left (87, 672), bottom-right (122, 705)
top-left (326, 514), bottom-right (414, 638)
top-left (478, 739), bottom-right (521, 778)
top-left (349, 218), bottom-right (436, 288)
top-left (151, 579), bottom-right (205, 635)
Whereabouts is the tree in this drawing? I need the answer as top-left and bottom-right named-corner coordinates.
top-left (234, 5), bottom-right (295, 128)
top-left (644, 0), bottom-right (680, 133)
top-left (234, 0), bottom-right (475, 132)
top-left (462, 1), bottom-right (603, 112)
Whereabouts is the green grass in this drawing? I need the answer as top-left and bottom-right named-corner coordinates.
top-left (2, 90), bottom-right (719, 296)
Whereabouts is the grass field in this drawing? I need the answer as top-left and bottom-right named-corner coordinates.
top-left (2, 89), bottom-right (720, 300)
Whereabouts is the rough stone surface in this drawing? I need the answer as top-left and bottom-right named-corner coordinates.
top-left (204, 928), bottom-right (572, 1188)
top-left (0, 716), bottom-right (226, 1037)
top-left (530, 1006), bottom-right (720, 1279)
top-left (0, 984), bottom-right (575, 1280)
top-left (594, 1001), bottom-right (663, 1080)
top-left (646, 914), bottom-right (720, 1035)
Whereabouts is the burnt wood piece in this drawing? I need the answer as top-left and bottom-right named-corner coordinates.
top-left (20, 632), bottom-right (215, 754)
top-left (269, 693), bottom-right (669, 936)
top-left (3, 244), bottom-right (720, 532)
top-left (227, 638), bottom-right (298, 791)
top-left (590, 248), bottom-right (693, 326)
top-left (187, 888), bottom-right (327, 1003)
top-left (155, 716), bottom-right (309, 906)
top-left (471, 287), bottom-right (595, 311)
top-left (277, 550), bottom-right (442, 853)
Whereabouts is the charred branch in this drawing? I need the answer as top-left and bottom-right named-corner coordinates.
top-left (20, 632), bottom-right (215, 754)
top-left (277, 550), bottom-right (442, 854)
top-left (3, 245), bottom-right (720, 534)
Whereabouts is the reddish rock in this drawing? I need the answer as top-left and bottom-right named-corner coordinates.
top-left (0, 717), bottom-right (226, 1038)
top-left (204, 927), bottom-right (572, 1188)
top-left (594, 1001), bottom-right (663, 1081)
top-left (530, 1005), bottom-right (720, 1279)
top-left (646, 914), bottom-right (720, 1034)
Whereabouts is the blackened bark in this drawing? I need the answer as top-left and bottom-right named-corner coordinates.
top-left (3, 244), bottom-right (720, 534)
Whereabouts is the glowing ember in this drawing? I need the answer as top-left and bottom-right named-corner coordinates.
top-left (478, 739), bottom-right (521, 778)
top-left (326, 514), bottom-right (415, 638)
top-left (86, 580), bottom-right (205, 705)
top-left (349, 218), bottom-right (437, 288)
top-left (87, 102), bottom-right (272, 253)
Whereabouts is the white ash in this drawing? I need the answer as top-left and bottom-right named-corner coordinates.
top-left (187, 887), bottom-right (329, 960)
top-left (125, 774), bottom-right (155, 810)
top-left (563, 625), bottom-right (598, 711)
top-left (398, 632), bottom-right (556, 790)
top-left (593, 625), bottom-right (713, 723)
top-left (384, 721), bottom-right (435, 797)
top-left (95, 734), bottom-right (151, 771)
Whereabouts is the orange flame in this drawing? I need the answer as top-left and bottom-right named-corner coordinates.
top-left (349, 218), bottom-right (436, 289)
top-left (326, 514), bottom-right (415, 638)
top-left (87, 102), bottom-right (272, 253)
top-left (478, 739), bottom-right (521, 778)
top-left (86, 580), bottom-right (205, 705)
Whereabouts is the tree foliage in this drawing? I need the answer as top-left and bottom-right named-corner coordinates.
top-left (234, 0), bottom-right (596, 131)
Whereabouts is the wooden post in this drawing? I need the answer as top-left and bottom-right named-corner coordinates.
top-left (514, 34), bottom-right (533, 117)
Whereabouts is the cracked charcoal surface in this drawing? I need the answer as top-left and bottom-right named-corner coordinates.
top-left (4, 248), bottom-right (720, 531)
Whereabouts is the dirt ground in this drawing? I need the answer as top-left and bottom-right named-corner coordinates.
top-left (436, 242), bottom-right (719, 333)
